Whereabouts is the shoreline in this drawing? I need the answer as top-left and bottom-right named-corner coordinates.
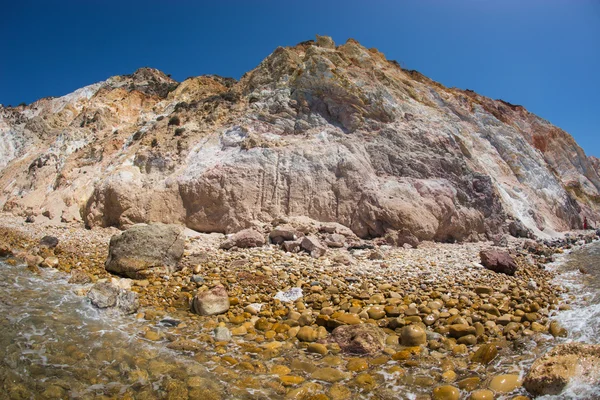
top-left (1, 212), bottom-right (599, 399)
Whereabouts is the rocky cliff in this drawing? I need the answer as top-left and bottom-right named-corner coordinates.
top-left (1, 36), bottom-right (599, 241)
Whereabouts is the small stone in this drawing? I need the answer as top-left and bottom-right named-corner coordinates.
top-left (449, 324), bottom-right (476, 338)
top-left (280, 375), bottom-right (305, 386)
top-left (297, 326), bottom-right (318, 342)
top-left (346, 358), bottom-right (369, 372)
top-left (191, 285), bottom-right (230, 316)
top-left (489, 374), bottom-right (522, 393)
top-left (310, 367), bottom-right (350, 383)
top-left (549, 320), bottom-right (568, 338)
top-left (144, 330), bottom-right (161, 341)
top-left (432, 385), bottom-right (460, 400)
top-left (457, 334), bottom-right (477, 346)
top-left (469, 389), bottom-right (494, 400)
top-left (400, 325), bottom-right (427, 346)
top-left (307, 343), bottom-right (328, 355)
top-left (471, 343), bottom-right (498, 365)
top-left (214, 326), bottom-right (232, 342)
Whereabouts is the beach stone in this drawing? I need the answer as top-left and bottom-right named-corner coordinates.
top-left (471, 343), bottom-right (498, 365)
top-left (489, 374), bottom-right (522, 393)
top-left (457, 334), bottom-right (477, 346)
top-left (474, 286), bottom-right (493, 295)
top-left (297, 326), bottom-right (318, 342)
top-left (191, 285), bottom-right (230, 316)
top-left (68, 269), bottom-right (91, 284)
top-left (39, 235), bottom-right (59, 248)
top-left (469, 389), bottom-right (494, 400)
top-left (331, 323), bottom-right (386, 355)
top-left (400, 325), bottom-right (427, 346)
top-left (549, 320), bottom-right (568, 338)
top-left (105, 223), bottom-right (185, 278)
top-left (214, 327), bottom-right (232, 342)
top-left (280, 375), bottom-right (305, 386)
top-left (346, 358), bottom-right (369, 372)
top-left (0, 243), bottom-right (12, 256)
top-left (41, 256), bottom-right (59, 268)
top-left (432, 385), bottom-right (460, 400)
top-left (449, 324), bottom-right (476, 338)
top-left (269, 225), bottom-right (299, 244)
top-left (523, 343), bottom-right (600, 396)
top-left (311, 367), bottom-right (349, 383)
top-left (479, 249), bottom-right (518, 275)
top-left (87, 282), bottom-right (139, 314)
top-left (300, 236), bottom-right (327, 258)
top-left (220, 229), bottom-right (265, 249)
top-left (307, 343), bottom-right (328, 355)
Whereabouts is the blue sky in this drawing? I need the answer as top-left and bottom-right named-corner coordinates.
top-left (1, 0), bottom-right (598, 156)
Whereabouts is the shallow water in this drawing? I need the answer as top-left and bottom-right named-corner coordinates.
top-left (1, 242), bottom-right (599, 399)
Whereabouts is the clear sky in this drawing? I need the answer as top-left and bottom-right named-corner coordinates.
top-left (1, 0), bottom-right (598, 157)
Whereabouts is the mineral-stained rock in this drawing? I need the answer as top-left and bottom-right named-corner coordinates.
top-left (1, 36), bottom-right (599, 241)
top-left (479, 249), bottom-right (518, 275)
top-left (220, 229), bottom-right (265, 249)
top-left (523, 343), bottom-right (600, 396)
top-left (105, 223), bottom-right (185, 279)
top-left (191, 285), bottom-right (230, 316)
top-left (331, 323), bottom-right (386, 355)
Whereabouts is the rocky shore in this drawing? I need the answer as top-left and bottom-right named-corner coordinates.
top-left (1, 212), bottom-right (599, 399)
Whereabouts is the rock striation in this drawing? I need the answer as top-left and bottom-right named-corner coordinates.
top-left (1, 37), bottom-right (599, 241)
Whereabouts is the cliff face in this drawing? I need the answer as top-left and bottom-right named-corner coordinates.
top-left (1, 36), bottom-right (599, 240)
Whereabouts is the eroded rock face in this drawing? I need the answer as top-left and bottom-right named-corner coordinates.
top-left (1, 36), bottom-right (599, 240)
top-left (105, 223), bottom-right (185, 279)
top-left (523, 343), bottom-right (600, 396)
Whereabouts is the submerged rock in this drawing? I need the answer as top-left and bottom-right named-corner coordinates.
top-left (331, 323), bottom-right (386, 355)
top-left (87, 282), bottom-right (139, 314)
top-left (523, 343), bottom-right (600, 396)
top-left (105, 223), bottom-right (185, 279)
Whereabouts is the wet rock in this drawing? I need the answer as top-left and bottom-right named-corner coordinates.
top-left (87, 282), bottom-right (139, 314)
top-left (331, 323), bottom-right (386, 355)
top-left (479, 249), bottom-right (518, 275)
top-left (105, 223), bottom-right (185, 279)
top-left (448, 324), bottom-right (476, 338)
top-left (41, 256), bottom-right (59, 268)
top-left (432, 385), bottom-right (460, 400)
top-left (39, 235), bottom-right (59, 249)
top-left (191, 285), bottom-right (230, 316)
top-left (0, 243), bottom-right (12, 257)
top-left (549, 320), bottom-right (568, 338)
top-left (214, 326), bottom-right (232, 342)
top-left (400, 325), bottom-right (427, 346)
top-left (523, 343), bottom-right (600, 396)
top-left (469, 389), bottom-right (494, 400)
top-left (297, 326), bottom-right (319, 342)
top-left (310, 367), bottom-right (350, 383)
top-left (220, 229), bottom-right (265, 249)
top-left (68, 269), bottom-right (91, 284)
top-left (300, 236), bottom-right (327, 258)
top-left (471, 343), bottom-right (498, 365)
top-left (489, 374), bottom-right (522, 393)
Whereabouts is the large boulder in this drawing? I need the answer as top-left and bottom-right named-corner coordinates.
top-left (87, 282), bottom-right (139, 314)
top-left (331, 323), bottom-right (386, 355)
top-left (191, 285), bottom-right (230, 316)
top-left (220, 229), bottom-right (265, 249)
top-left (105, 223), bottom-right (185, 279)
top-left (524, 343), bottom-right (600, 396)
top-left (300, 236), bottom-right (327, 258)
top-left (479, 249), bottom-right (518, 275)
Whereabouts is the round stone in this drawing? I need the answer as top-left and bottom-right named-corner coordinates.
top-left (432, 385), bottom-right (460, 400)
top-left (489, 374), bottom-right (522, 393)
top-left (469, 389), bottom-right (494, 400)
top-left (400, 325), bottom-right (427, 346)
